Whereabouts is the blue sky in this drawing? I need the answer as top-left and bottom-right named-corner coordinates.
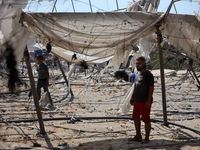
top-left (24, 0), bottom-right (200, 15)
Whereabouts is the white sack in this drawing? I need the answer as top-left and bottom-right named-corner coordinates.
top-left (117, 83), bottom-right (134, 115)
top-left (40, 92), bottom-right (50, 108)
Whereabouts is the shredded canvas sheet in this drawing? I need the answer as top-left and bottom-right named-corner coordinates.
top-left (0, 0), bottom-right (29, 67)
top-left (161, 13), bottom-right (200, 63)
top-left (23, 12), bottom-right (164, 70)
top-left (40, 91), bottom-right (50, 108)
top-left (117, 83), bottom-right (135, 115)
top-left (0, 0), bottom-right (200, 69)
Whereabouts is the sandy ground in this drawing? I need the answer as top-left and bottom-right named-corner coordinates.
top-left (0, 67), bottom-right (200, 150)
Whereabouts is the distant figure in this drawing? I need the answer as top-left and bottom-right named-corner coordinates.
top-left (36, 55), bottom-right (53, 106)
top-left (129, 68), bottom-right (135, 85)
top-left (52, 55), bottom-right (57, 68)
top-left (129, 56), bottom-right (154, 143)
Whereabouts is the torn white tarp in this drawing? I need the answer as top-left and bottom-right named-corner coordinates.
top-left (127, 0), bottom-right (160, 12)
top-left (52, 47), bottom-right (113, 64)
top-left (27, 39), bottom-right (46, 52)
top-left (161, 13), bottom-right (200, 63)
top-left (22, 11), bottom-right (200, 70)
top-left (127, 0), bottom-right (159, 70)
top-left (23, 12), bottom-right (164, 68)
top-left (0, 0), bottom-right (29, 67)
top-left (117, 83), bottom-right (135, 115)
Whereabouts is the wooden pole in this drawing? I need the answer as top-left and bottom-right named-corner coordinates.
top-left (56, 57), bottom-right (74, 96)
top-left (24, 46), bottom-right (46, 134)
top-left (156, 26), bottom-right (168, 126)
top-left (154, 0), bottom-right (175, 127)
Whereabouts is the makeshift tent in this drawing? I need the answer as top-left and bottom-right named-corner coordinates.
top-left (1, 1), bottom-right (200, 70)
top-left (21, 12), bottom-right (200, 71)
top-left (161, 13), bottom-right (200, 63)
top-left (22, 11), bottom-right (164, 71)
top-left (1, 0), bottom-right (200, 133)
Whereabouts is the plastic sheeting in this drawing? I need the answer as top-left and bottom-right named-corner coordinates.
top-left (127, 0), bottom-right (160, 12)
top-left (127, 0), bottom-right (159, 70)
top-left (117, 83), bottom-right (134, 115)
top-left (0, 0), bottom-right (29, 67)
top-left (23, 12), bottom-right (164, 70)
top-left (22, 11), bottom-right (200, 67)
top-left (161, 13), bottom-right (200, 63)
top-left (1, 1), bottom-right (200, 68)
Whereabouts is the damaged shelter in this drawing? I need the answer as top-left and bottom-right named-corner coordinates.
top-left (0, 0), bottom-right (200, 149)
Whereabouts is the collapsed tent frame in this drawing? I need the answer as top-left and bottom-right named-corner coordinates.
top-left (1, 117), bottom-right (200, 135)
top-left (1, 0), bottom-right (200, 136)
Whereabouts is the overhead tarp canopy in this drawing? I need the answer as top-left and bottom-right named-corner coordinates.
top-left (0, 0), bottom-right (29, 67)
top-left (23, 11), bottom-right (200, 69)
top-left (161, 13), bottom-right (200, 63)
top-left (1, 2), bottom-right (199, 70)
top-left (23, 12), bottom-right (164, 70)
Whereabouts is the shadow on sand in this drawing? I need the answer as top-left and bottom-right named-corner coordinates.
top-left (66, 138), bottom-right (200, 150)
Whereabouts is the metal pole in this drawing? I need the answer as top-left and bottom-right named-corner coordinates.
top-left (116, 0), bottom-right (119, 10)
top-left (189, 59), bottom-right (200, 86)
top-left (89, 0), bottom-right (93, 12)
top-left (3, 117), bottom-right (200, 135)
top-left (52, 0), bottom-right (58, 12)
top-left (156, 27), bottom-right (168, 126)
top-left (71, 0), bottom-right (75, 12)
top-left (24, 46), bottom-right (46, 134)
top-left (56, 57), bottom-right (74, 96)
top-left (162, 0), bottom-right (174, 24)
top-left (173, 3), bottom-right (178, 14)
top-left (191, 68), bottom-right (200, 86)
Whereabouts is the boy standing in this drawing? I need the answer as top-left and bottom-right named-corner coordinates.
top-left (36, 55), bottom-right (53, 106)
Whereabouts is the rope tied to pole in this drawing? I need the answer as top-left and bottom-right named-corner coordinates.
top-left (156, 25), bottom-right (163, 43)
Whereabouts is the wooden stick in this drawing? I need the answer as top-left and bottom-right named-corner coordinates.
top-left (24, 46), bottom-right (46, 134)
top-left (156, 27), bottom-right (168, 126)
top-left (56, 57), bottom-right (74, 96)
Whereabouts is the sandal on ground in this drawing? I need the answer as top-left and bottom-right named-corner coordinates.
top-left (128, 137), bottom-right (142, 141)
top-left (140, 140), bottom-right (150, 144)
